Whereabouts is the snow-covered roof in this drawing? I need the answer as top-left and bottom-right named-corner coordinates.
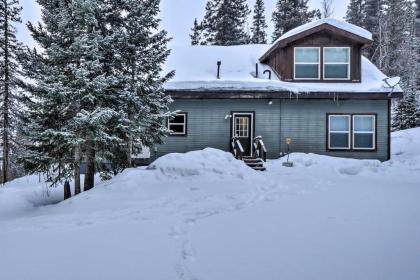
top-left (275, 18), bottom-right (373, 44)
top-left (163, 44), bottom-right (402, 94)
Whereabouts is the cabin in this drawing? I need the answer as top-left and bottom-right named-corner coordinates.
top-left (144, 19), bottom-right (403, 169)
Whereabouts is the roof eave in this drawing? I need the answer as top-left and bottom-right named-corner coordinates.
top-left (166, 89), bottom-right (403, 100)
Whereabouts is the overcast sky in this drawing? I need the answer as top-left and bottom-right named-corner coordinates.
top-left (18, 0), bottom-right (350, 47)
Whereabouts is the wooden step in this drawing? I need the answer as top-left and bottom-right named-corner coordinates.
top-left (242, 157), bottom-right (266, 171)
top-left (253, 166), bottom-right (267, 171)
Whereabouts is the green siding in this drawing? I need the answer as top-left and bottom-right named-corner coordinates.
top-left (151, 98), bottom-right (389, 162)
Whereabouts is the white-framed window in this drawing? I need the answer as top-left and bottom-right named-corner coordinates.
top-left (168, 113), bottom-right (187, 136)
top-left (323, 47), bottom-right (350, 80)
top-left (353, 115), bottom-right (375, 150)
top-left (294, 47), bottom-right (320, 80)
top-left (328, 115), bottom-right (351, 150)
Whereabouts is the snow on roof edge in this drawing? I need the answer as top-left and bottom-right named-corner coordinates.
top-left (274, 18), bottom-right (373, 45)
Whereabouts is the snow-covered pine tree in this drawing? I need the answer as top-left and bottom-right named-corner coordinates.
top-left (0, 0), bottom-right (24, 184)
top-left (212, 0), bottom-right (251, 45)
top-left (22, 0), bottom-right (90, 187)
top-left (363, 0), bottom-right (383, 65)
top-left (108, 0), bottom-right (174, 172)
top-left (391, 0), bottom-right (420, 130)
top-left (345, 0), bottom-right (366, 27)
top-left (272, 0), bottom-right (321, 42)
top-left (190, 18), bottom-right (203, 45)
top-left (22, 0), bottom-right (123, 189)
top-left (393, 91), bottom-right (420, 130)
top-left (321, 0), bottom-right (334, 18)
top-left (416, 0), bottom-right (420, 89)
top-left (201, 0), bottom-right (221, 45)
top-left (381, 0), bottom-right (413, 77)
top-left (416, 0), bottom-right (420, 35)
top-left (251, 0), bottom-right (268, 44)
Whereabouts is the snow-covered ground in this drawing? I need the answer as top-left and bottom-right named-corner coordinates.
top-left (1, 129), bottom-right (419, 280)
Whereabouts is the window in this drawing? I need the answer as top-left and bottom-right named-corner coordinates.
top-left (324, 47), bottom-right (350, 80)
top-left (168, 113), bottom-right (187, 135)
top-left (294, 47), bottom-right (320, 80)
top-left (327, 114), bottom-right (376, 150)
top-left (353, 115), bottom-right (375, 150)
top-left (234, 117), bottom-right (249, 137)
top-left (328, 115), bottom-right (351, 149)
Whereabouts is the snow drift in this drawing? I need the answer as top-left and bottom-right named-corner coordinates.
top-left (148, 148), bottom-right (253, 179)
top-left (0, 128), bottom-right (419, 280)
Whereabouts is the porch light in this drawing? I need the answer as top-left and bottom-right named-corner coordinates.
top-left (268, 100), bottom-right (273, 105)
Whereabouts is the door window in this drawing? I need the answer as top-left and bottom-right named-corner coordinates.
top-left (235, 117), bottom-right (249, 137)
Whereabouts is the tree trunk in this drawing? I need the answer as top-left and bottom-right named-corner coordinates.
top-left (74, 145), bottom-right (81, 194)
top-left (83, 140), bottom-right (95, 191)
top-left (64, 180), bottom-right (71, 200)
top-left (2, 0), bottom-right (10, 184)
top-left (127, 137), bottom-right (133, 168)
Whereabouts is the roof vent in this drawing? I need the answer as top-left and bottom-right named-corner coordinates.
top-left (263, 70), bottom-right (272, 80)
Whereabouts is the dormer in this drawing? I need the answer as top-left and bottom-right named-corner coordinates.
top-left (259, 19), bottom-right (373, 83)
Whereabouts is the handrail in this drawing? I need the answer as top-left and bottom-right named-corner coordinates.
top-left (253, 136), bottom-right (267, 162)
top-left (231, 136), bottom-right (244, 160)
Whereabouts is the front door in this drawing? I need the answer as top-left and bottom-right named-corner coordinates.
top-left (233, 113), bottom-right (253, 156)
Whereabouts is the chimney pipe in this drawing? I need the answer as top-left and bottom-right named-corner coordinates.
top-left (217, 61), bottom-right (221, 79)
top-left (255, 63), bottom-right (259, 78)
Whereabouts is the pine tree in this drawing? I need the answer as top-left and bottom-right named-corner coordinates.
top-left (345, 0), bottom-right (365, 27)
top-left (213, 0), bottom-right (251, 45)
top-left (0, 0), bottom-right (24, 184)
top-left (415, 0), bottom-right (420, 89)
top-left (22, 0), bottom-right (174, 188)
top-left (251, 0), bottom-right (268, 44)
top-left (190, 18), bottom-right (203, 45)
top-left (393, 91), bottom-right (420, 130)
top-left (416, 0), bottom-right (420, 36)
top-left (202, 0), bottom-right (221, 45)
top-left (22, 0), bottom-right (121, 188)
top-left (272, 0), bottom-right (321, 42)
top-left (112, 0), bottom-right (174, 172)
top-left (391, 0), bottom-right (420, 130)
top-left (381, 0), bottom-right (413, 77)
top-left (363, 0), bottom-right (383, 64)
top-left (199, 0), bottom-right (250, 45)
top-left (321, 0), bottom-right (334, 18)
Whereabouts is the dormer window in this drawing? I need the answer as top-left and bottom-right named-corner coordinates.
top-left (323, 47), bottom-right (350, 80)
top-left (294, 47), bottom-right (320, 80)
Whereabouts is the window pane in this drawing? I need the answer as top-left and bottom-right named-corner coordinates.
top-left (330, 116), bottom-right (349, 131)
top-left (295, 48), bottom-right (319, 63)
top-left (330, 133), bottom-right (349, 148)
top-left (235, 117), bottom-right (249, 137)
top-left (324, 48), bottom-right (349, 63)
top-left (354, 116), bottom-right (374, 132)
top-left (325, 64), bottom-right (348, 79)
top-left (169, 124), bottom-right (185, 134)
top-left (354, 133), bottom-right (374, 149)
top-left (295, 65), bottom-right (319, 79)
top-left (171, 114), bottom-right (185, 124)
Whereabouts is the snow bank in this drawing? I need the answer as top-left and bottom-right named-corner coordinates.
top-left (0, 175), bottom-right (63, 219)
top-left (148, 148), bottom-right (253, 179)
top-left (391, 128), bottom-right (420, 159)
top-left (267, 152), bottom-right (382, 176)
